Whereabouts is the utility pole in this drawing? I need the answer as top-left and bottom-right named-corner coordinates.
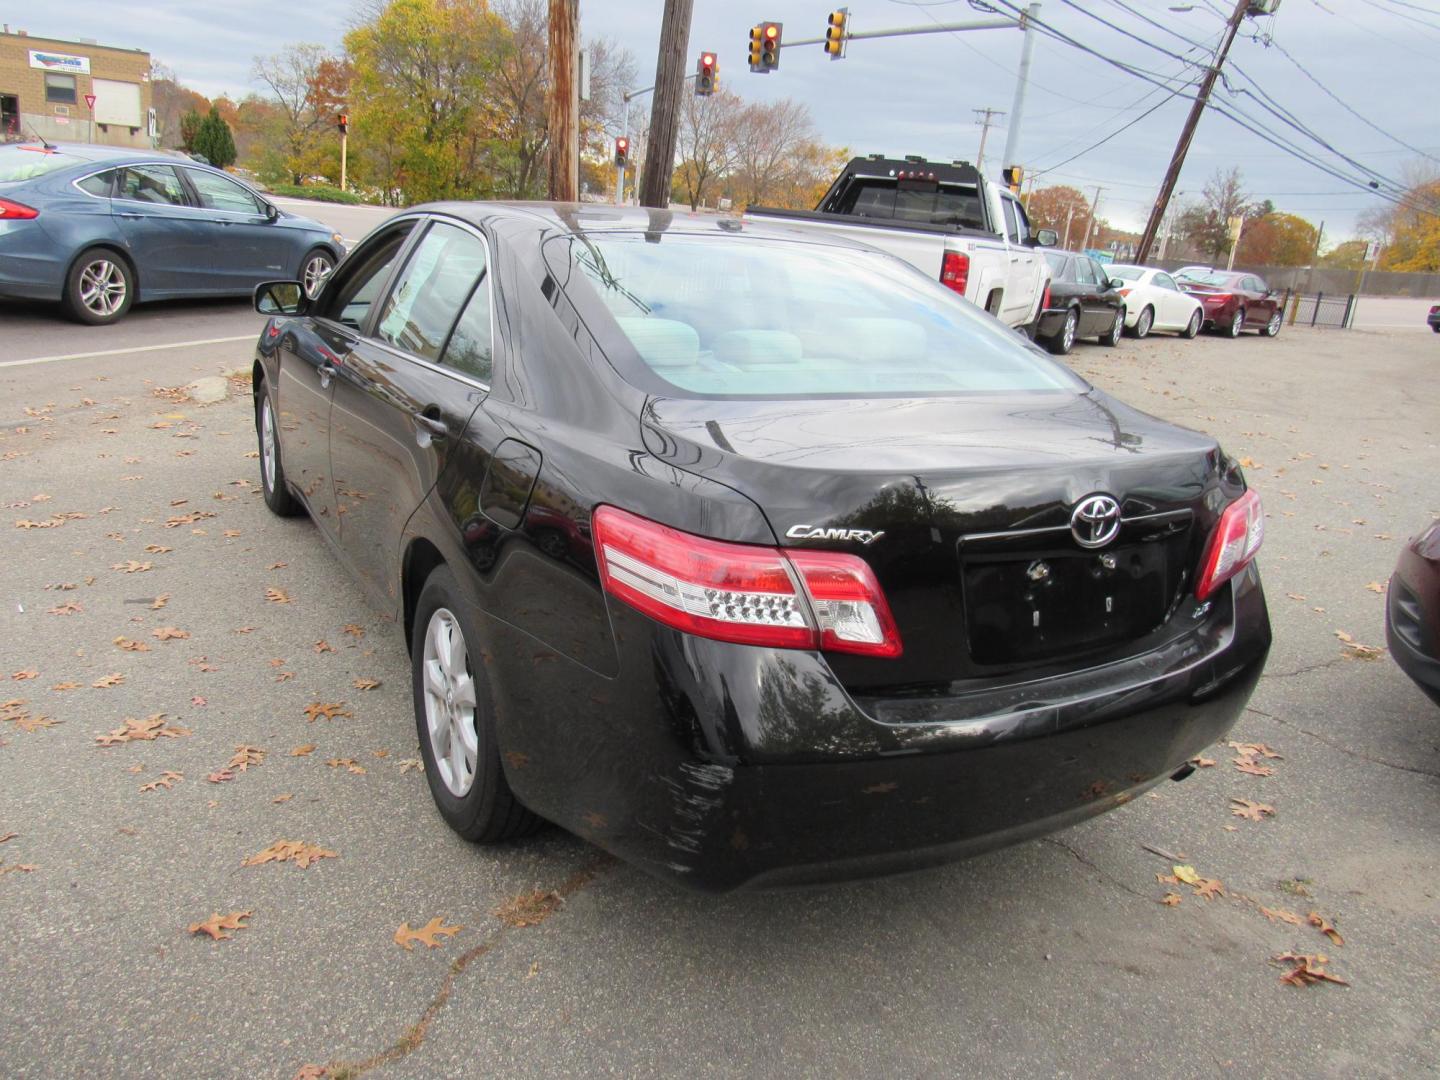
top-left (973, 107), bottom-right (1006, 172)
top-left (1061, 203), bottom-right (1074, 250)
top-left (999, 2), bottom-right (1040, 176)
top-left (1135, 0), bottom-right (1254, 264)
top-left (546, 0), bottom-right (579, 202)
top-left (639, 0), bottom-right (694, 209)
top-left (1082, 185), bottom-right (1103, 251)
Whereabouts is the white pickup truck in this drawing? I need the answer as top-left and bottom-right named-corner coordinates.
top-left (746, 154), bottom-right (1056, 333)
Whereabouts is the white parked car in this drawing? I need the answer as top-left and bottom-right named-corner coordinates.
top-left (1108, 264), bottom-right (1204, 339)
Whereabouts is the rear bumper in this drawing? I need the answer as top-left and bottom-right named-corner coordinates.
top-left (496, 562), bottom-right (1271, 892)
top-left (0, 221), bottom-right (65, 300)
top-left (1035, 306), bottom-right (1070, 337)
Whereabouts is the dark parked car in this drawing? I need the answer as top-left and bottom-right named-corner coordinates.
top-left (0, 142), bottom-right (343, 324)
top-left (1386, 520), bottom-right (1440, 706)
top-left (1036, 251), bottom-right (1126, 354)
top-left (1427, 304), bottom-right (1440, 333)
top-left (251, 204), bottom-right (1271, 891)
top-left (1175, 269), bottom-right (1282, 338)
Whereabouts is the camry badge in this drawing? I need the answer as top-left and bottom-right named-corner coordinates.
top-left (786, 524), bottom-right (886, 545)
top-left (1070, 494), bottom-right (1122, 549)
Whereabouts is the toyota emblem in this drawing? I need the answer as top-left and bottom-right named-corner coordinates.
top-left (1070, 494), bottom-right (1122, 549)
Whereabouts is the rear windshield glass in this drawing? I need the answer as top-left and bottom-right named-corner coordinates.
top-left (0, 147), bottom-right (86, 183)
top-left (552, 233), bottom-right (1082, 398)
top-left (1178, 270), bottom-right (1232, 286)
top-left (1110, 266), bottom-right (1144, 281)
top-left (833, 180), bottom-right (985, 230)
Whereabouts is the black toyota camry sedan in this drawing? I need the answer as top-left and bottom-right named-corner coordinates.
top-left (251, 204), bottom-right (1271, 892)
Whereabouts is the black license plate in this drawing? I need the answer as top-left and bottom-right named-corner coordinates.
top-left (963, 544), bottom-right (1168, 665)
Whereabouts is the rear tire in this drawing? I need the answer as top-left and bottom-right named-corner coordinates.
top-left (1226, 308), bottom-right (1245, 338)
top-left (1432, 324), bottom-right (1440, 334)
top-left (63, 247), bottom-right (134, 325)
top-left (1181, 309), bottom-right (1201, 339)
top-left (412, 565), bottom-right (541, 843)
top-left (1044, 308), bottom-right (1078, 355)
top-left (256, 380), bottom-right (302, 517)
top-left (1099, 307), bottom-right (1124, 347)
top-left (1131, 306), bottom-right (1154, 339)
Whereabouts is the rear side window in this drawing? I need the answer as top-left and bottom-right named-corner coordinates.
top-left (1155, 272), bottom-right (1178, 290)
top-left (376, 221), bottom-right (488, 362)
top-left (1043, 252), bottom-right (1070, 278)
top-left (553, 233), bottom-right (1081, 398)
top-left (441, 258), bottom-right (494, 384)
top-left (77, 170), bottom-right (115, 197)
top-left (116, 166), bottom-right (187, 206)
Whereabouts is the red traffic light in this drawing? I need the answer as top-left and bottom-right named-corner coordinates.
top-left (701, 53), bottom-right (715, 66)
top-left (764, 25), bottom-right (778, 39)
top-left (617, 137), bottom-right (629, 151)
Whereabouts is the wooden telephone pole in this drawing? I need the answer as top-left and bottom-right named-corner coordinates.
top-left (547, 0), bottom-right (579, 201)
top-left (639, 0), bottom-right (694, 209)
top-left (1135, 0), bottom-right (1253, 264)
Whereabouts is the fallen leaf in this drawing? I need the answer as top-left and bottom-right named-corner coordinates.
top-left (151, 626), bottom-right (189, 641)
top-left (393, 916), bottom-right (462, 951)
top-left (10, 669), bottom-right (38, 681)
top-left (1194, 878), bottom-right (1225, 900)
top-left (398, 758), bottom-right (423, 774)
top-left (494, 889), bottom-right (562, 928)
top-left (342, 623), bottom-right (365, 638)
top-left (47, 601), bottom-right (82, 615)
top-left (0, 861), bottom-right (38, 875)
top-left (292, 1065), bottom-right (327, 1080)
top-left (1274, 952), bottom-right (1348, 988)
top-left (272, 793), bottom-right (294, 804)
top-left (229, 745), bottom-right (266, 772)
top-left (1235, 759), bottom-right (1275, 777)
top-left (188, 910), bottom-right (252, 941)
top-left (289, 744), bottom-right (317, 756)
top-left (1308, 911), bottom-right (1345, 947)
top-left (267, 561), bottom-right (288, 570)
top-left (111, 560), bottom-right (153, 574)
top-left (1160, 892), bottom-right (1182, 907)
top-left (326, 758), bottom-right (366, 775)
top-left (265, 587), bottom-right (293, 604)
top-left (113, 637), bottom-right (151, 652)
top-left (1173, 865), bottom-right (1202, 886)
top-left (303, 702), bottom-right (352, 722)
top-left (144, 544), bottom-right (173, 554)
top-left (95, 714), bottom-right (191, 746)
top-left (207, 769), bottom-right (234, 784)
top-left (0, 832), bottom-right (15, 844)
top-left (1365, 581), bottom-right (1386, 594)
top-left (313, 640), bottom-right (335, 654)
top-left (1230, 798), bottom-right (1277, 822)
top-left (50, 682), bottom-right (80, 691)
top-left (92, 673), bottom-right (126, 688)
top-left (191, 695), bottom-right (207, 707)
top-left (242, 840), bottom-right (337, 869)
top-left (1188, 755), bottom-right (1216, 768)
top-left (150, 594), bottom-right (170, 610)
top-left (1259, 906), bottom-right (1304, 925)
top-left (139, 770), bottom-right (183, 793)
top-left (353, 677), bottom-right (382, 691)
top-left (232, 626), bottom-right (256, 635)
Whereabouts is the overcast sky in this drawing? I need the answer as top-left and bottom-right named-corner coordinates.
top-left (15, 0), bottom-right (1437, 239)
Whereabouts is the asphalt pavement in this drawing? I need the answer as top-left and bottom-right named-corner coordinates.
top-left (0, 301), bottom-right (1437, 1079)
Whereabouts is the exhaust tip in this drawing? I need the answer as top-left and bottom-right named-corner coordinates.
top-left (1169, 763), bottom-right (1197, 783)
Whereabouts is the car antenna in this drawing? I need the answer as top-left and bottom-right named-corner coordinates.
top-left (24, 123), bottom-right (57, 151)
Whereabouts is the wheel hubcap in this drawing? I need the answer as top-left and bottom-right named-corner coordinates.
top-left (303, 256), bottom-right (332, 298)
top-left (1063, 312), bottom-right (1076, 349)
top-left (1139, 311), bottom-right (1151, 335)
top-left (79, 259), bottom-right (125, 316)
top-left (261, 398), bottom-right (276, 492)
top-left (422, 608), bottom-right (479, 797)
top-left (1268, 313), bottom-right (1280, 333)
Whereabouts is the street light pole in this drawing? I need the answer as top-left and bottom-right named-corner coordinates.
top-left (1135, 0), bottom-right (1253, 264)
top-left (999, 2), bottom-right (1040, 175)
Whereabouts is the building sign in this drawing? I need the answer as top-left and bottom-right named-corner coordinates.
top-left (29, 50), bottom-right (92, 75)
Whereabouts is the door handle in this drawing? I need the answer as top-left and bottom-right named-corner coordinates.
top-left (412, 408), bottom-right (449, 444)
top-left (116, 211), bottom-right (143, 219)
top-left (318, 363), bottom-right (335, 389)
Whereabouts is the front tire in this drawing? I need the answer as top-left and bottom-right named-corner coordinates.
top-left (63, 248), bottom-right (133, 325)
top-left (1099, 307), bottom-right (1124, 347)
top-left (412, 565), bottom-right (541, 843)
top-left (1181, 309), bottom-right (1201, 339)
top-left (1131, 305), bottom-right (1154, 339)
top-left (299, 247), bottom-right (335, 300)
top-left (256, 381), bottom-right (302, 517)
top-left (1045, 308), bottom-right (1078, 355)
top-left (1264, 310), bottom-right (1282, 337)
top-left (1226, 308), bottom-right (1245, 338)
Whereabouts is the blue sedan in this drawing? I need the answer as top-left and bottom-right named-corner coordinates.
top-left (0, 142), bottom-right (344, 324)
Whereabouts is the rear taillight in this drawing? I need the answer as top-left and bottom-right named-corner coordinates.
top-left (940, 251), bottom-right (969, 296)
top-left (1195, 489), bottom-right (1264, 601)
top-left (593, 506), bottom-right (902, 658)
top-left (1116, 288), bottom-right (1131, 297)
top-left (1202, 293), bottom-right (1231, 303)
top-left (1041, 283), bottom-right (1051, 310)
top-left (0, 198), bottom-right (38, 220)
top-left (1430, 305), bottom-right (1440, 315)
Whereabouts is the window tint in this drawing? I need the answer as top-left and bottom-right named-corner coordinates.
top-left (77, 170), bottom-right (115, 197)
top-left (1092, 260), bottom-right (1115, 287)
top-left (44, 73), bottom-right (76, 105)
top-left (317, 225), bottom-right (414, 331)
top-left (557, 234), bottom-right (1081, 398)
top-left (117, 165), bottom-right (187, 207)
top-left (1155, 272), bottom-right (1178, 290)
top-left (837, 180), bottom-right (985, 229)
top-left (1043, 251), bottom-right (1069, 278)
top-left (1000, 197), bottom-right (1020, 243)
top-left (376, 222), bottom-right (488, 362)
top-left (1072, 258), bottom-right (1097, 286)
top-left (442, 267), bottom-right (494, 383)
top-left (184, 168), bottom-right (263, 214)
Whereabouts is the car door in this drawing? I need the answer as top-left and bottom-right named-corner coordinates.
top-left (1245, 275), bottom-right (1276, 327)
top-left (276, 221), bottom-right (417, 533)
top-left (1149, 272), bottom-right (1181, 328)
top-left (178, 166), bottom-right (294, 289)
top-left (999, 193), bottom-right (1042, 325)
top-left (328, 217), bottom-right (493, 608)
top-left (1071, 257), bottom-right (1108, 335)
top-left (111, 163), bottom-right (214, 295)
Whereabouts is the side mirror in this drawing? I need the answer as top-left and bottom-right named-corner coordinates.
top-left (1034, 228), bottom-right (1059, 248)
top-left (255, 280), bottom-right (305, 315)
top-left (1109, 278), bottom-right (1126, 290)
top-left (265, 202), bottom-right (280, 222)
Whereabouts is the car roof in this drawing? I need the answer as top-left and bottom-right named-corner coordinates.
top-left (0, 143), bottom-right (207, 167)
top-left (408, 200), bottom-right (893, 254)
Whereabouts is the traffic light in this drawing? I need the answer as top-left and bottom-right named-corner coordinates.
top-left (825, 9), bottom-right (848, 59)
top-left (1002, 165), bottom-right (1023, 193)
top-left (337, 113), bottom-right (349, 134)
top-left (696, 51), bottom-right (717, 95)
top-left (614, 136), bottom-right (630, 168)
top-left (760, 22), bottom-right (782, 70)
top-left (748, 25), bottom-right (764, 71)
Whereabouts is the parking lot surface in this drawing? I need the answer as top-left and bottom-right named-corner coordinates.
top-left (1, 309), bottom-right (1437, 1078)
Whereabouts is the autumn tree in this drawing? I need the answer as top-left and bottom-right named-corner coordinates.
top-left (729, 99), bottom-right (823, 209)
top-left (1179, 167), bottom-right (1251, 261)
top-left (252, 43), bottom-right (347, 185)
top-left (674, 90), bottom-right (742, 210)
top-left (1235, 212), bottom-right (1319, 267)
top-left (1026, 185), bottom-right (1092, 249)
top-left (1378, 177), bottom-right (1440, 272)
top-left (192, 107), bottom-right (237, 169)
top-left (150, 60), bottom-right (210, 148)
top-left (179, 109), bottom-right (204, 153)
top-left (1320, 239), bottom-right (1369, 269)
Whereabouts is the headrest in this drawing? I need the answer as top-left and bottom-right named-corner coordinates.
top-left (614, 317), bottom-right (700, 369)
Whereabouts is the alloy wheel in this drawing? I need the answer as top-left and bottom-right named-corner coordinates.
top-left (1266, 311), bottom-right (1281, 336)
top-left (1186, 310), bottom-right (1201, 337)
top-left (1136, 308), bottom-right (1152, 338)
top-left (303, 254), bottom-right (334, 299)
top-left (1230, 309), bottom-right (1244, 337)
top-left (1062, 310), bottom-right (1077, 351)
top-left (260, 397), bottom-right (277, 493)
top-left (421, 608), bottom-right (479, 797)
top-left (79, 259), bottom-right (126, 318)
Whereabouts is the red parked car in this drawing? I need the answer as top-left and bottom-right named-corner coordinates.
top-left (1176, 270), bottom-right (1283, 338)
